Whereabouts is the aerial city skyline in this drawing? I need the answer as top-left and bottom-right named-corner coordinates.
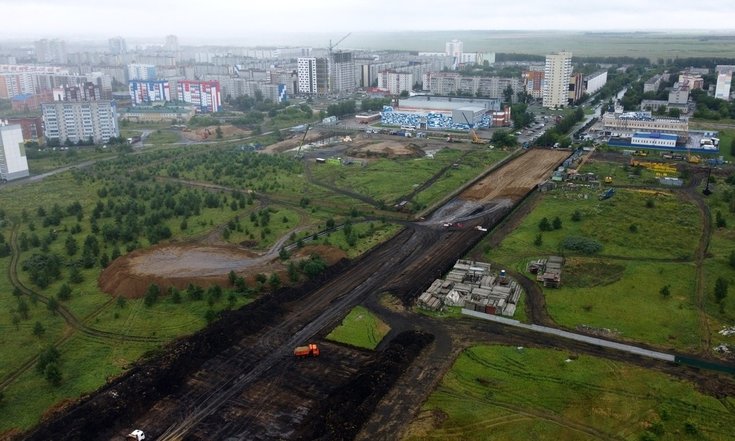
top-left (1, 2), bottom-right (735, 440)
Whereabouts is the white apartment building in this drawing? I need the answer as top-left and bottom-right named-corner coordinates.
top-left (297, 57), bottom-right (328, 95)
top-left (446, 40), bottom-right (463, 59)
top-left (0, 121), bottom-right (29, 181)
top-left (425, 72), bottom-right (522, 100)
top-left (377, 71), bottom-right (413, 95)
top-left (127, 64), bottom-right (157, 81)
top-left (42, 101), bottom-right (119, 144)
top-left (715, 65), bottom-right (735, 101)
top-left (543, 51), bottom-right (573, 108)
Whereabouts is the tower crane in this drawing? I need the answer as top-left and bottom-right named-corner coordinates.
top-left (328, 32), bottom-right (351, 59)
top-left (327, 33), bottom-right (351, 94)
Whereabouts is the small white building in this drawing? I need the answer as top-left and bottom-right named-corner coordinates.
top-left (0, 121), bottom-right (29, 181)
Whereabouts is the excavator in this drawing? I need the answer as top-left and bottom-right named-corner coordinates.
top-left (462, 114), bottom-right (486, 145)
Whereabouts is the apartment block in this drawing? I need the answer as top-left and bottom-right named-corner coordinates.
top-left (42, 101), bottom-right (119, 144)
top-left (297, 57), bottom-right (328, 95)
top-left (715, 65), bottom-right (735, 101)
top-left (129, 80), bottom-right (171, 105)
top-left (377, 71), bottom-right (413, 95)
top-left (175, 80), bottom-right (221, 112)
top-left (543, 51), bottom-right (573, 108)
top-left (127, 64), bottom-right (157, 81)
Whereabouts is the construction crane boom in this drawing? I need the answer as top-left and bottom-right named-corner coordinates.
top-left (296, 125), bottom-right (310, 158)
top-left (328, 32), bottom-right (352, 55)
top-left (461, 113), bottom-right (484, 144)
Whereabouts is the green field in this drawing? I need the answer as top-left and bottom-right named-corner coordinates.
top-left (404, 345), bottom-right (735, 441)
top-left (484, 186), bottom-right (706, 350)
top-left (0, 142), bottom-right (430, 433)
top-left (488, 188), bottom-right (701, 263)
top-left (310, 148), bottom-right (505, 209)
top-left (326, 305), bottom-right (390, 350)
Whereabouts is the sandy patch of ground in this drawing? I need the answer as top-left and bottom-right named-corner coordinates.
top-left (461, 149), bottom-right (570, 202)
top-left (182, 125), bottom-right (251, 141)
top-left (99, 243), bottom-right (347, 298)
top-left (345, 140), bottom-right (425, 159)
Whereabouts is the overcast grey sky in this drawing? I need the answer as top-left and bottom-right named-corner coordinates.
top-left (0, 0), bottom-right (733, 41)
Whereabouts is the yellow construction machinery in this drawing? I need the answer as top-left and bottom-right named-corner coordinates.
top-left (687, 147), bottom-right (701, 164)
top-left (604, 176), bottom-right (613, 184)
top-left (462, 114), bottom-right (486, 145)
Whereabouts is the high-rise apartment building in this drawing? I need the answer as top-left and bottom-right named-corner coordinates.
top-left (330, 52), bottom-right (356, 93)
top-left (164, 35), bottom-right (179, 52)
top-left (108, 37), bottom-right (127, 55)
top-left (445, 40), bottom-right (463, 59)
top-left (0, 121), bottom-right (29, 181)
top-left (176, 80), bottom-right (221, 112)
top-left (297, 57), bottom-right (328, 95)
top-left (42, 101), bottom-right (119, 144)
top-left (0, 72), bottom-right (34, 98)
top-left (523, 70), bottom-right (545, 99)
top-left (34, 39), bottom-right (67, 64)
top-left (127, 64), bottom-right (157, 82)
top-left (129, 80), bottom-right (171, 105)
top-left (715, 65), bottom-right (735, 101)
top-left (543, 51), bottom-right (573, 108)
top-left (377, 71), bottom-right (414, 95)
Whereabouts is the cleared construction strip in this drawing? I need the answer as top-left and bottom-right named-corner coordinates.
top-left (462, 309), bottom-right (676, 362)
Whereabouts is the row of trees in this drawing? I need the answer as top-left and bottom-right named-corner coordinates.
top-left (535, 107), bottom-right (585, 148)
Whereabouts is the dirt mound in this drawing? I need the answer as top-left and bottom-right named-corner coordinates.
top-left (181, 124), bottom-right (250, 141)
top-left (99, 243), bottom-right (347, 298)
top-left (348, 140), bottom-right (424, 158)
top-left (262, 130), bottom-right (332, 154)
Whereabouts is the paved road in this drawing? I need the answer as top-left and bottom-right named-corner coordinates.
top-left (462, 309), bottom-right (676, 362)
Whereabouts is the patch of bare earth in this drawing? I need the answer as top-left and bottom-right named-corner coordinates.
top-left (181, 125), bottom-right (250, 141)
top-left (98, 243), bottom-right (347, 298)
top-left (461, 149), bottom-right (570, 202)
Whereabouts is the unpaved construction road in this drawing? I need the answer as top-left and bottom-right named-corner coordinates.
top-left (31, 148), bottom-right (732, 441)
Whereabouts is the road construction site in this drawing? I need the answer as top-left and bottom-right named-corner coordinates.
top-left (21, 147), bottom-right (735, 441)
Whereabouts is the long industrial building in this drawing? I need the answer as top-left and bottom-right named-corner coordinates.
top-left (380, 96), bottom-right (503, 130)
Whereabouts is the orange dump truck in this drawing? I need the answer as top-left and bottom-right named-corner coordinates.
top-left (294, 343), bottom-right (320, 358)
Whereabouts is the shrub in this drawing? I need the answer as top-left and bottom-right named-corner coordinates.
top-left (561, 236), bottom-right (603, 255)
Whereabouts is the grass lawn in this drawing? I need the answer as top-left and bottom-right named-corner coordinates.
top-left (326, 305), bottom-right (390, 350)
top-left (413, 149), bottom-right (508, 208)
top-left (0, 334), bottom-right (157, 433)
top-left (579, 158), bottom-right (666, 186)
top-left (404, 345), bottom-right (735, 441)
top-left (700, 177), bottom-right (735, 346)
top-left (547, 259), bottom-right (700, 351)
top-left (317, 221), bottom-right (403, 258)
top-left (488, 188), bottom-right (700, 263)
top-left (310, 148), bottom-right (467, 204)
top-left (484, 186), bottom-right (705, 350)
top-left (145, 129), bottom-right (180, 145)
